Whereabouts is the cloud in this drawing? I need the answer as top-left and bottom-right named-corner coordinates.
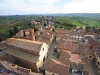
top-left (57, 0), bottom-right (100, 13)
top-left (0, 0), bottom-right (100, 15)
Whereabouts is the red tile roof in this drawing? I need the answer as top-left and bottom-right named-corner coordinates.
top-left (45, 59), bottom-right (69, 75)
top-left (79, 44), bottom-right (94, 56)
top-left (57, 39), bottom-right (79, 52)
top-left (4, 48), bottom-right (39, 63)
top-left (37, 31), bottom-right (54, 46)
top-left (60, 50), bottom-right (83, 64)
top-left (59, 50), bottom-right (70, 66)
top-left (4, 38), bottom-right (43, 52)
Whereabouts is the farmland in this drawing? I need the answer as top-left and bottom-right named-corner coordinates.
top-left (53, 17), bottom-right (100, 28)
top-left (0, 15), bottom-right (100, 41)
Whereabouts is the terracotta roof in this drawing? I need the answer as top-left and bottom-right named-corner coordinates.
top-left (57, 39), bottom-right (65, 48)
top-left (37, 32), bottom-right (54, 46)
top-left (72, 42), bottom-right (79, 52)
top-left (79, 44), bottom-right (94, 56)
top-left (64, 40), bottom-right (72, 50)
top-left (69, 52), bottom-right (83, 64)
top-left (0, 61), bottom-right (43, 75)
top-left (86, 36), bottom-right (100, 45)
top-left (45, 59), bottom-right (69, 75)
top-left (59, 50), bottom-right (70, 66)
top-left (4, 48), bottom-right (39, 63)
top-left (56, 33), bottom-right (67, 40)
top-left (60, 50), bottom-right (83, 64)
top-left (4, 38), bottom-right (43, 52)
top-left (57, 39), bottom-right (79, 52)
top-left (16, 30), bottom-right (24, 36)
top-left (55, 28), bottom-right (66, 34)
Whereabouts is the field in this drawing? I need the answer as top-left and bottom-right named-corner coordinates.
top-left (53, 17), bottom-right (100, 28)
top-left (0, 15), bottom-right (100, 41)
top-left (0, 16), bottom-right (33, 41)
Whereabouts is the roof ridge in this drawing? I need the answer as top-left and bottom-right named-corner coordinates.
top-left (46, 59), bottom-right (69, 69)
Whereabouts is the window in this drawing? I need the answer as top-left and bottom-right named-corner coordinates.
top-left (42, 48), bottom-right (44, 51)
top-left (89, 56), bottom-right (92, 58)
top-left (52, 74), bottom-right (54, 75)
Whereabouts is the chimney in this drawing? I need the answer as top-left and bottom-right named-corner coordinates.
top-left (30, 29), bottom-right (35, 41)
top-left (23, 30), bottom-right (26, 37)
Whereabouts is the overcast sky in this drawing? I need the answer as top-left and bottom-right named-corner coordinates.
top-left (0, 0), bottom-right (100, 15)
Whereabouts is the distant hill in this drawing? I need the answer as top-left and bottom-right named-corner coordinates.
top-left (38, 13), bottom-right (100, 18)
top-left (1, 13), bottom-right (100, 18)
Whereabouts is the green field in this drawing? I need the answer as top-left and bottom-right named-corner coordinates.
top-left (53, 17), bottom-right (100, 28)
top-left (0, 15), bottom-right (100, 41)
top-left (0, 16), bottom-right (33, 41)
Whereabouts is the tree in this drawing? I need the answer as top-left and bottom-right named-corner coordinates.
top-left (14, 26), bottom-right (19, 33)
top-left (9, 29), bottom-right (14, 35)
top-left (34, 28), bottom-right (38, 32)
top-left (86, 26), bottom-right (91, 32)
top-left (0, 38), bottom-right (2, 42)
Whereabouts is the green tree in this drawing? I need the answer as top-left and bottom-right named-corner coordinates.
top-left (0, 38), bottom-right (2, 42)
top-left (34, 28), bottom-right (38, 32)
top-left (14, 26), bottom-right (19, 33)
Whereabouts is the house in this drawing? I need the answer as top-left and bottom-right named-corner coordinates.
top-left (45, 24), bottom-right (54, 31)
top-left (35, 25), bottom-right (43, 31)
top-left (16, 28), bottom-right (35, 41)
top-left (45, 58), bottom-right (69, 75)
top-left (92, 45), bottom-right (100, 74)
top-left (70, 30), bottom-right (85, 41)
top-left (0, 61), bottom-right (43, 75)
top-left (82, 57), bottom-right (95, 75)
top-left (59, 50), bottom-right (83, 73)
top-left (79, 44), bottom-right (94, 60)
top-left (56, 39), bottom-right (79, 56)
top-left (16, 30), bottom-right (24, 38)
top-left (4, 38), bottom-right (48, 72)
top-left (85, 36), bottom-right (100, 48)
top-left (56, 33), bottom-right (67, 42)
top-left (55, 28), bottom-right (66, 35)
top-left (37, 31), bottom-right (55, 48)
top-left (59, 49), bottom-right (94, 75)
top-left (59, 50), bottom-right (70, 66)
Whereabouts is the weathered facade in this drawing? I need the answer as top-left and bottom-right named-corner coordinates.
top-left (4, 38), bottom-right (48, 72)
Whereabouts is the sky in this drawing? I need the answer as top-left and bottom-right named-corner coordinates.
top-left (0, 0), bottom-right (100, 15)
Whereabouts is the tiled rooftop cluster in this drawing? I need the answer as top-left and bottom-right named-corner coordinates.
top-left (0, 17), bottom-right (100, 75)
